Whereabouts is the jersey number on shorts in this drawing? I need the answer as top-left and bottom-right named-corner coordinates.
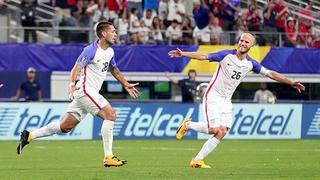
top-left (231, 71), bottom-right (242, 80)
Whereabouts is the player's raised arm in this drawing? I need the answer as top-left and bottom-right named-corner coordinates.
top-left (110, 66), bottom-right (139, 98)
top-left (267, 70), bottom-right (305, 93)
top-left (168, 48), bottom-right (209, 60)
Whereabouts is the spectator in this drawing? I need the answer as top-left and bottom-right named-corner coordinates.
top-left (192, 0), bottom-right (211, 45)
top-left (254, 83), bottom-right (276, 104)
top-left (210, 16), bottom-right (223, 44)
top-left (127, 0), bottom-right (143, 19)
top-left (166, 69), bottom-right (199, 103)
top-left (263, 0), bottom-right (277, 46)
top-left (297, 1), bottom-right (313, 28)
top-left (92, 0), bottom-right (109, 24)
top-left (274, 0), bottom-right (289, 33)
top-left (234, 13), bottom-right (247, 43)
top-left (21, 0), bottom-right (37, 43)
top-left (129, 7), bottom-right (140, 33)
top-left (118, 11), bottom-right (129, 44)
top-left (14, 67), bottom-right (42, 101)
top-left (142, 9), bottom-right (154, 28)
top-left (86, 0), bottom-right (98, 17)
top-left (150, 16), bottom-right (165, 44)
top-left (298, 24), bottom-right (316, 48)
top-left (106, 0), bottom-right (122, 25)
top-left (158, 0), bottom-right (168, 22)
top-left (181, 16), bottom-right (193, 45)
top-left (284, 17), bottom-right (297, 47)
top-left (245, 2), bottom-right (262, 31)
top-left (220, 0), bottom-right (241, 31)
top-left (167, 0), bottom-right (186, 24)
top-left (71, 0), bottom-right (89, 26)
top-left (165, 19), bottom-right (183, 44)
top-left (138, 20), bottom-right (151, 44)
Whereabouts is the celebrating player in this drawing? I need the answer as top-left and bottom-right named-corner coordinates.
top-left (17, 21), bottom-right (139, 167)
top-left (169, 33), bottom-right (305, 168)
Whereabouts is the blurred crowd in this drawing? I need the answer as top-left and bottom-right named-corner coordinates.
top-left (1, 0), bottom-right (319, 47)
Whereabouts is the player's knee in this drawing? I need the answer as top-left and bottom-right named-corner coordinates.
top-left (219, 128), bottom-right (228, 136)
top-left (100, 109), bottom-right (116, 121)
top-left (208, 128), bottom-right (219, 135)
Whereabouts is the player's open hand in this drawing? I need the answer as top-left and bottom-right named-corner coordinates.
top-left (292, 81), bottom-right (305, 93)
top-left (0, 84), bottom-right (3, 88)
top-left (125, 83), bottom-right (139, 98)
top-left (168, 48), bottom-right (182, 58)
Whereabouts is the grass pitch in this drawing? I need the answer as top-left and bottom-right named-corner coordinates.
top-left (0, 139), bottom-right (319, 179)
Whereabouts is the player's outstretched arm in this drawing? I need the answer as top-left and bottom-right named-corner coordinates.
top-left (110, 66), bottom-right (139, 98)
top-left (168, 48), bottom-right (209, 60)
top-left (267, 70), bottom-right (306, 93)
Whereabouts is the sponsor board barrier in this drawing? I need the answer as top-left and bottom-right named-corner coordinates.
top-left (0, 102), bottom-right (318, 140)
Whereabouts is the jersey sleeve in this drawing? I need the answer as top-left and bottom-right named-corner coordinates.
top-left (208, 49), bottom-right (235, 62)
top-left (76, 44), bottom-right (97, 68)
top-left (247, 56), bottom-right (270, 76)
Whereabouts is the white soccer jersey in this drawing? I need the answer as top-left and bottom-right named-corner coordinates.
top-left (75, 42), bottom-right (117, 94)
top-left (205, 49), bottom-right (269, 100)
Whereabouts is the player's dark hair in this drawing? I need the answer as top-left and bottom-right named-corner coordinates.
top-left (96, 21), bottom-right (114, 38)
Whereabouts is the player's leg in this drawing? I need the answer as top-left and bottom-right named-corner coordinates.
top-left (81, 91), bottom-right (125, 167)
top-left (17, 113), bottom-right (79, 154)
top-left (17, 98), bottom-right (85, 155)
top-left (97, 104), bottom-right (126, 167)
top-left (190, 101), bottom-right (231, 168)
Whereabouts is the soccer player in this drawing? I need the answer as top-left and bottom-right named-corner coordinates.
top-left (17, 21), bottom-right (139, 167)
top-left (169, 33), bottom-right (305, 168)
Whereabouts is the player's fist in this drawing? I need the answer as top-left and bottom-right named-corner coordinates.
top-left (168, 48), bottom-right (182, 58)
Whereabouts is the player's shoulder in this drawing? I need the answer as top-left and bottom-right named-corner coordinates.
top-left (83, 41), bottom-right (98, 52)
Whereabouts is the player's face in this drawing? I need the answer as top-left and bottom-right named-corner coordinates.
top-left (237, 34), bottom-right (255, 54)
top-left (103, 25), bottom-right (117, 44)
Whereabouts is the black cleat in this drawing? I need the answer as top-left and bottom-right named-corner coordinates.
top-left (17, 130), bottom-right (30, 155)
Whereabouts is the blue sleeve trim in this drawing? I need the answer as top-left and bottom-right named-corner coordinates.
top-left (247, 55), bottom-right (262, 73)
top-left (76, 43), bottom-right (97, 68)
top-left (208, 49), bottom-right (235, 62)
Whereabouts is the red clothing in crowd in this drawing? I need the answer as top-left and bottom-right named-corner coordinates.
top-left (274, 3), bottom-right (285, 29)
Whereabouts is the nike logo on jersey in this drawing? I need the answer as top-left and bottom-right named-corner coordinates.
top-left (227, 63), bottom-right (233, 66)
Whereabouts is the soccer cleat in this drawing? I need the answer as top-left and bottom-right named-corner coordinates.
top-left (176, 118), bottom-right (191, 139)
top-left (103, 155), bottom-right (127, 167)
top-left (17, 130), bottom-right (31, 155)
top-left (189, 159), bottom-right (211, 169)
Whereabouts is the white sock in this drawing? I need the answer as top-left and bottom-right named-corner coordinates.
top-left (186, 122), bottom-right (208, 134)
top-left (101, 120), bottom-right (114, 157)
top-left (31, 121), bottom-right (61, 140)
top-left (194, 137), bottom-right (220, 161)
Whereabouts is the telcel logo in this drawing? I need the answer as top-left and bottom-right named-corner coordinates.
top-left (124, 107), bottom-right (194, 137)
top-left (14, 108), bottom-right (76, 136)
top-left (229, 109), bottom-right (293, 135)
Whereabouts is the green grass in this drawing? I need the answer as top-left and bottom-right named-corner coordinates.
top-left (0, 140), bottom-right (320, 179)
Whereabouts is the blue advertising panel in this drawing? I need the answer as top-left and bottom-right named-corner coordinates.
top-left (198, 104), bottom-right (302, 139)
top-left (0, 103), bottom-right (93, 140)
top-left (92, 103), bottom-right (198, 139)
top-left (301, 104), bottom-right (320, 139)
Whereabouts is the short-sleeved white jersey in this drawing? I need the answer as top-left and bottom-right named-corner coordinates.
top-left (205, 49), bottom-right (269, 100)
top-left (75, 42), bottom-right (117, 95)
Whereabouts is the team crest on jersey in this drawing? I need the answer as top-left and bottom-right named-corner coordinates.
top-left (80, 56), bottom-right (87, 63)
